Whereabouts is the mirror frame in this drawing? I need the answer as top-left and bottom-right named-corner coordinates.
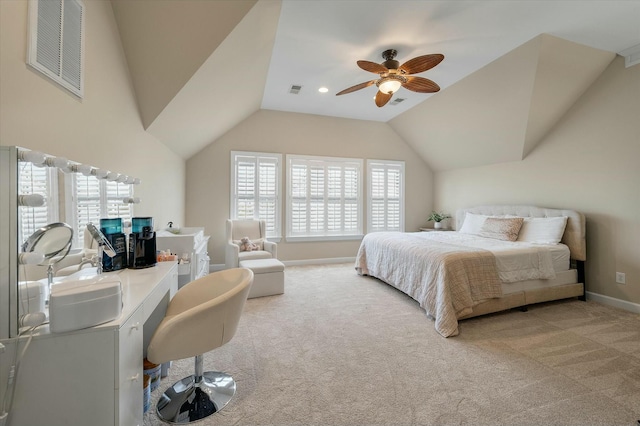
top-left (22, 222), bottom-right (74, 264)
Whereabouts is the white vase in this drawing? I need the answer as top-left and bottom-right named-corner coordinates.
top-left (434, 221), bottom-right (443, 229)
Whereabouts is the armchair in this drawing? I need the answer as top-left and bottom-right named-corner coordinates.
top-left (225, 219), bottom-right (277, 269)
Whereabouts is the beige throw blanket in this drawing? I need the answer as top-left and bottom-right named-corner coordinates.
top-left (356, 232), bottom-right (503, 337)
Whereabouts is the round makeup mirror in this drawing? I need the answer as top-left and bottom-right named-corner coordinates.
top-left (22, 222), bottom-right (74, 287)
top-left (22, 222), bottom-right (74, 260)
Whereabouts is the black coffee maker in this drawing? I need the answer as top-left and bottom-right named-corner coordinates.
top-left (128, 217), bottom-right (157, 269)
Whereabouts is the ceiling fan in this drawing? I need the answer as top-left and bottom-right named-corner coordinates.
top-left (336, 49), bottom-right (444, 107)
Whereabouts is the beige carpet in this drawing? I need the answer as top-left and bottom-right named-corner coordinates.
top-left (144, 263), bottom-right (640, 425)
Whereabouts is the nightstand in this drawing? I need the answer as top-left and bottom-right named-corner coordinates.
top-left (419, 227), bottom-right (452, 232)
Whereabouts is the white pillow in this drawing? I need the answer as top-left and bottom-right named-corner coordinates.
top-left (458, 213), bottom-right (490, 235)
top-left (516, 216), bottom-right (568, 244)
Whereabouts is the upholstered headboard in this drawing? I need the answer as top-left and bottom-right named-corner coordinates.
top-left (455, 205), bottom-right (586, 261)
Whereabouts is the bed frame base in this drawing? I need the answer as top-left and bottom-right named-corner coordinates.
top-left (576, 260), bottom-right (586, 301)
top-left (458, 282), bottom-right (585, 321)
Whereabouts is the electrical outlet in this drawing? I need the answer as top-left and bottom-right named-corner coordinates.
top-left (616, 272), bottom-right (626, 284)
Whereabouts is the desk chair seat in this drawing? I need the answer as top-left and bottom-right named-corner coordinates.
top-left (147, 268), bottom-right (253, 424)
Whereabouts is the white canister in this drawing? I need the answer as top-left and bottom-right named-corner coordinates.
top-left (161, 361), bottom-right (171, 378)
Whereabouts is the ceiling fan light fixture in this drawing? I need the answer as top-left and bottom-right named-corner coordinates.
top-left (337, 49), bottom-right (444, 104)
top-left (378, 79), bottom-right (402, 94)
top-left (377, 73), bottom-right (406, 95)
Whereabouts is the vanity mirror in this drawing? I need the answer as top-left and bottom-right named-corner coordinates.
top-left (21, 222), bottom-right (73, 291)
top-left (1, 145), bottom-right (141, 339)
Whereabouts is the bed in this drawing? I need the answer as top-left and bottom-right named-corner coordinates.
top-left (355, 205), bottom-right (586, 337)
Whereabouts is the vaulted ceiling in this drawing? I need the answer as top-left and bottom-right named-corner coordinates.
top-left (110, 0), bottom-right (640, 170)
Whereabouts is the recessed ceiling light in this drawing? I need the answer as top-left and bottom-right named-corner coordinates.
top-left (318, 87), bottom-right (329, 93)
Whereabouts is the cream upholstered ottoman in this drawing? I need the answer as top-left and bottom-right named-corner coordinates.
top-left (238, 258), bottom-right (285, 299)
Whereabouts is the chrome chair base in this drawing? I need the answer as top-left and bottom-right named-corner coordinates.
top-left (156, 372), bottom-right (236, 424)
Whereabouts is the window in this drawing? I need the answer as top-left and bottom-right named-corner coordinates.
top-left (230, 151), bottom-right (281, 238)
top-left (67, 174), bottom-right (133, 247)
top-left (367, 160), bottom-right (405, 233)
top-left (17, 162), bottom-right (58, 245)
top-left (286, 155), bottom-right (362, 241)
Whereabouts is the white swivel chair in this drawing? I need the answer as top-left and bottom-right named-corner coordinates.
top-left (225, 219), bottom-right (277, 269)
top-left (147, 268), bottom-right (253, 424)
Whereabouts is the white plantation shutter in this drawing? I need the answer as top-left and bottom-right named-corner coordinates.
top-left (287, 155), bottom-right (362, 240)
top-left (75, 174), bottom-right (101, 245)
top-left (230, 152), bottom-right (281, 238)
top-left (18, 163), bottom-right (58, 245)
top-left (72, 175), bottom-right (133, 247)
top-left (258, 161), bottom-right (278, 234)
top-left (290, 164), bottom-right (307, 234)
top-left (236, 158), bottom-right (256, 219)
top-left (105, 181), bottom-right (132, 219)
top-left (367, 160), bottom-right (404, 233)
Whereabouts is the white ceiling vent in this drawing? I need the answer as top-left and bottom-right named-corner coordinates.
top-left (620, 43), bottom-right (640, 68)
top-left (289, 85), bottom-right (303, 94)
top-left (27, 0), bottom-right (85, 98)
top-left (390, 98), bottom-right (406, 106)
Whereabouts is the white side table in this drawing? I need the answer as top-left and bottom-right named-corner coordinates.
top-left (419, 227), bottom-right (453, 232)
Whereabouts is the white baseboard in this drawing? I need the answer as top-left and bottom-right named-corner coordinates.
top-left (282, 257), bottom-right (355, 267)
top-left (586, 291), bottom-right (640, 314)
top-left (210, 264), bottom-right (225, 272)
top-left (209, 257), bottom-right (355, 272)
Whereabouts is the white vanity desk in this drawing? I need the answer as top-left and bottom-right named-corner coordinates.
top-left (3, 262), bottom-right (178, 426)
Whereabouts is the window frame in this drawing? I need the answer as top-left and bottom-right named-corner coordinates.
top-left (285, 154), bottom-right (363, 242)
top-left (230, 151), bottom-right (282, 240)
top-left (65, 173), bottom-right (134, 248)
top-left (366, 159), bottom-right (405, 233)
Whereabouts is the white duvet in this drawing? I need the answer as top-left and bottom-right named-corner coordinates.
top-left (415, 232), bottom-right (559, 282)
top-left (355, 231), bottom-right (560, 337)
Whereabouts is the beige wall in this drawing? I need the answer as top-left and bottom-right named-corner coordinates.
top-left (0, 0), bottom-right (185, 229)
top-left (435, 57), bottom-right (640, 304)
top-left (186, 110), bottom-right (434, 264)
top-left (390, 35), bottom-right (614, 172)
top-left (111, 0), bottom-right (257, 130)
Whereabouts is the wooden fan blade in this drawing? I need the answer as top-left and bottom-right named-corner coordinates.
top-left (402, 76), bottom-right (441, 93)
top-left (375, 91), bottom-right (392, 107)
top-left (357, 60), bottom-right (388, 74)
top-left (336, 80), bottom-right (376, 96)
top-left (399, 54), bottom-right (444, 75)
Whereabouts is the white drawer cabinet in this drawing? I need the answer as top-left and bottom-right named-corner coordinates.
top-left (0, 263), bottom-right (178, 426)
top-left (117, 306), bottom-right (144, 426)
top-left (157, 227), bottom-right (210, 288)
